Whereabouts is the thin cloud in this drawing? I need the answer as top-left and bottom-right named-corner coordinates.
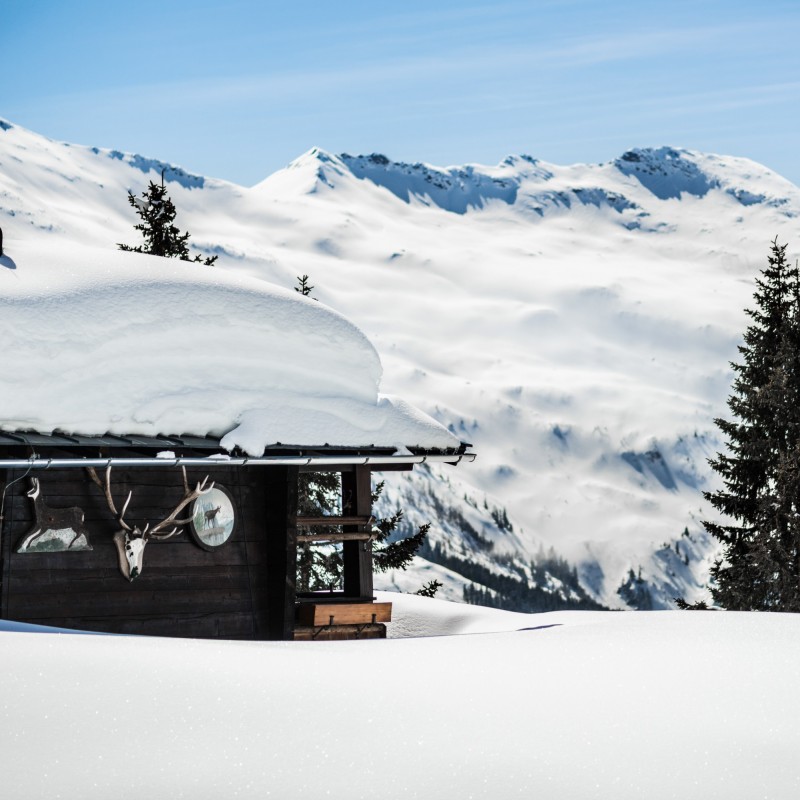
top-left (13, 13), bottom-right (788, 115)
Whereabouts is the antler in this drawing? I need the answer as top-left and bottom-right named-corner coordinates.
top-left (87, 466), bottom-right (134, 533)
top-left (87, 466), bottom-right (213, 540)
top-left (148, 466), bottom-right (214, 539)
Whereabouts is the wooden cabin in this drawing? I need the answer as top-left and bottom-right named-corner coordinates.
top-left (0, 242), bottom-right (474, 640)
top-left (0, 431), bottom-right (473, 640)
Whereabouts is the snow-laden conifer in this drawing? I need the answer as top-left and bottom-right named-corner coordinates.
top-left (704, 238), bottom-right (800, 609)
top-left (118, 173), bottom-right (217, 265)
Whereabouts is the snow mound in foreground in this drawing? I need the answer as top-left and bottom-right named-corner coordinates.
top-left (0, 241), bottom-right (459, 452)
top-left (1, 598), bottom-right (798, 799)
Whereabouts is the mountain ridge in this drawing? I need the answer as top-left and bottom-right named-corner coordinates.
top-left (256, 141), bottom-right (798, 221)
top-left (5, 115), bottom-right (794, 219)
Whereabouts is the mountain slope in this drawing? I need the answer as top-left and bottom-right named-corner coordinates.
top-left (3, 118), bottom-right (798, 609)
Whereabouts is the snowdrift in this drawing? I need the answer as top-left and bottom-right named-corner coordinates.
top-left (0, 241), bottom-right (459, 453)
top-left (0, 595), bottom-right (797, 799)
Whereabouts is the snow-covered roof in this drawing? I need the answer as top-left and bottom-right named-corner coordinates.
top-left (0, 241), bottom-right (462, 455)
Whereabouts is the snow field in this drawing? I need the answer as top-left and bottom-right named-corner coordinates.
top-left (0, 595), bottom-right (798, 799)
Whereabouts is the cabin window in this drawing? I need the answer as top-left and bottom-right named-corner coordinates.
top-left (296, 471), bottom-right (344, 592)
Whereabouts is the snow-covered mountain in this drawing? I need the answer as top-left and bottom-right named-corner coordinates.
top-left (3, 118), bottom-right (798, 610)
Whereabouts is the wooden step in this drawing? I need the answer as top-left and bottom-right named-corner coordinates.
top-left (294, 623), bottom-right (386, 641)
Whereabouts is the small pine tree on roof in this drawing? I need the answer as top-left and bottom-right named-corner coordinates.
top-left (118, 171), bottom-right (217, 265)
top-left (295, 275), bottom-right (315, 298)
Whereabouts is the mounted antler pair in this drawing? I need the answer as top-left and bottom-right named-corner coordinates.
top-left (87, 466), bottom-right (213, 581)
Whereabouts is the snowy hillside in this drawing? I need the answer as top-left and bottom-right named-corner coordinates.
top-left (2, 596), bottom-right (799, 800)
top-left (3, 118), bottom-right (799, 609)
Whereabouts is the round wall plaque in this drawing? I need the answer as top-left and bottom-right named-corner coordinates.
top-left (189, 485), bottom-right (236, 550)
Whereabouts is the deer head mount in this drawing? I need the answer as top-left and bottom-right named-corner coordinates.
top-left (87, 466), bottom-right (213, 581)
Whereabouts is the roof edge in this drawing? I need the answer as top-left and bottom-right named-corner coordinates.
top-left (0, 453), bottom-right (476, 470)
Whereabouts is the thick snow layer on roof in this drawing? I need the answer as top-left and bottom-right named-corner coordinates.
top-left (0, 241), bottom-right (459, 453)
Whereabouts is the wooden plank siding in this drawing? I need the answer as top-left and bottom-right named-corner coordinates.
top-left (0, 464), bottom-right (296, 640)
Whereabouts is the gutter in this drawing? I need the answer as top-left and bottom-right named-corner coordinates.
top-left (0, 453), bottom-right (476, 470)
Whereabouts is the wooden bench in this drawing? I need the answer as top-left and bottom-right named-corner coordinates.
top-left (294, 601), bottom-right (392, 640)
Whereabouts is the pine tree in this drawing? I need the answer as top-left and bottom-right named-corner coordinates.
top-left (371, 502), bottom-right (431, 572)
top-left (416, 579), bottom-right (443, 598)
top-left (118, 173), bottom-right (217, 265)
top-left (703, 238), bottom-right (800, 609)
top-left (295, 275), bottom-right (315, 298)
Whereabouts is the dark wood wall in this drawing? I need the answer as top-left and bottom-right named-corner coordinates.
top-left (0, 465), bottom-right (297, 640)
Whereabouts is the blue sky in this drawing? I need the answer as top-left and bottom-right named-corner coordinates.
top-left (3, 0), bottom-right (800, 186)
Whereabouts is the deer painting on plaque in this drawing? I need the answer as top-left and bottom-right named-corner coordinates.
top-left (189, 486), bottom-right (236, 550)
top-left (16, 477), bottom-right (93, 553)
